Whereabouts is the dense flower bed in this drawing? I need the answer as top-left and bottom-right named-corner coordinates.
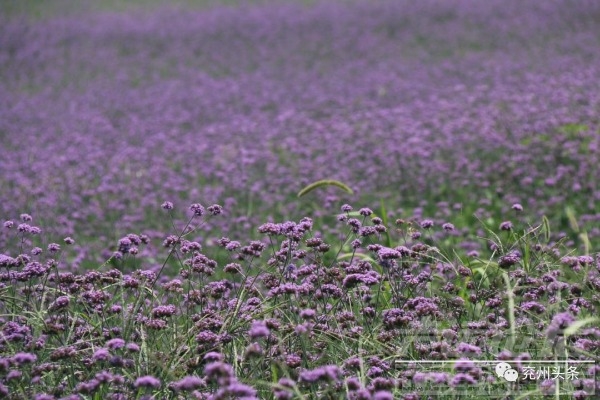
top-left (1, 207), bottom-right (599, 398)
top-left (2, 0), bottom-right (600, 267)
top-left (1, 0), bottom-right (599, 398)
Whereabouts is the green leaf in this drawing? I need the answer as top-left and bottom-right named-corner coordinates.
top-left (579, 231), bottom-right (590, 256)
top-left (297, 179), bottom-right (354, 197)
top-left (379, 199), bottom-right (392, 247)
top-left (502, 272), bottom-right (516, 351)
top-left (564, 317), bottom-right (599, 337)
top-left (542, 215), bottom-right (551, 243)
top-left (565, 206), bottom-right (579, 233)
top-left (379, 199), bottom-right (388, 227)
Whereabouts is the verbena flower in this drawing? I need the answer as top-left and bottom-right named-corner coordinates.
top-left (134, 375), bottom-right (161, 389)
top-left (498, 251), bottom-right (521, 269)
top-left (106, 338), bottom-right (125, 350)
top-left (359, 208), bottom-right (373, 216)
top-left (442, 222), bottom-right (455, 231)
top-left (47, 243), bottom-right (61, 253)
top-left (299, 365), bottom-right (341, 383)
top-left (172, 376), bottom-right (206, 392)
top-left (189, 203), bottom-right (205, 216)
top-left (373, 391), bottom-right (394, 400)
top-left (450, 373), bottom-right (478, 386)
top-left (420, 219), bottom-right (434, 229)
top-left (11, 352), bottom-right (37, 365)
top-left (546, 312), bottom-right (575, 340)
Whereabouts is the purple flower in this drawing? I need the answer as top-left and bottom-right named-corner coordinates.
top-left (403, 393), bottom-right (420, 400)
top-left (274, 378), bottom-right (296, 400)
top-left (299, 365), bottom-right (341, 383)
top-left (161, 201), bottom-right (174, 210)
top-left (450, 373), bottom-right (478, 386)
top-left (49, 296), bottom-right (70, 311)
top-left (454, 359), bottom-right (477, 373)
top-left (76, 379), bottom-right (101, 394)
top-left (343, 272), bottom-right (381, 288)
top-left (405, 296), bottom-right (439, 316)
top-left (467, 250), bottom-right (480, 258)
top-left (3, 221), bottom-right (14, 229)
top-left (126, 343), bottom-right (140, 353)
top-left (499, 221), bottom-right (513, 231)
top-left (373, 391), bottom-right (394, 400)
top-left (18, 223), bottom-right (30, 233)
top-left (204, 362), bottom-right (234, 380)
top-left (225, 241), bottom-right (241, 251)
top-left (456, 342), bottom-right (482, 355)
top-left (511, 203), bottom-right (523, 212)
top-left (577, 255), bottom-right (594, 265)
top-left (341, 204), bottom-right (353, 212)
top-left (382, 308), bottom-right (414, 329)
top-left (224, 381), bottom-right (257, 397)
top-left (63, 237), bottom-right (75, 245)
top-left (106, 338), bottom-right (125, 350)
top-left (430, 372), bottom-right (449, 384)
top-left (249, 320), bottom-right (270, 339)
top-left (442, 222), bottom-right (455, 231)
top-left (367, 366), bottom-right (384, 378)
top-left (12, 352), bottom-right (37, 365)
top-left (20, 214), bottom-right (33, 222)
top-left (521, 301), bottom-right (546, 314)
top-left (172, 376), bottom-right (206, 392)
top-left (378, 247), bottom-right (401, 260)
top-left (345, 376), bottom-right (361, 390)
top-left (547, 312), bottom-right (576, 340)
top-left (134, 375), bottom-right (161, 389)
top-left (498, 251), bottom-right (521, 269)
top-left (7, 370), bottom-right (22, 380)
top-left (207, 204), bottom-right (223, 215)
top-left (92, 348), bottom-right (110, 362)
top-left (95, 370), bottom-right (117, 383)
top-left (258, 222), bottom-right (281, 235)
top-left (285, 354), bottom-right (302, 368)
top-left (224, 263), bottom-right (242, 274)
top-left (189, 203), bottom-right (205, 216)
top-left (300, 309), bottom-right (316, 319)
top-left (151, 305), bottom-right (177, 318)
top-left (420, 219), bottom-right (434, 229)
top-left (203, 352), bottom-right (224, 362)
top-left (47, 243), bottom-right (61, 253)
top-left (34, 395), bottom-right (55, 400)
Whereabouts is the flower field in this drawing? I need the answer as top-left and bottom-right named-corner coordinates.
top-left (1, 0), bottom-right (599, 398)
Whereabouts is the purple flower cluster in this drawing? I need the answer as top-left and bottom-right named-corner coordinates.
top-left (0, 0), bottom-right (599, 398)
top-left (1, 0), bottom-right (599, 264)
top-left (299, 365), bottom-right (341, 383)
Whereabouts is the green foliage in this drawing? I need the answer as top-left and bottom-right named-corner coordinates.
top-left (2, 204), bottom-right (598, 398)
top-left (297, 179), bottom-right (354, 198)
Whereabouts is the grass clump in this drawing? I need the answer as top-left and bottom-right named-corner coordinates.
top-left (1, 203), bottom-right (598, 399)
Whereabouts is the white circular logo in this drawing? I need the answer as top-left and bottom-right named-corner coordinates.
top-left (503, 368), bottom-right (519, 382)
top-left (496, 362), bottom-right (519, 382)
top-left (495, 362), bottom-right (511, 378)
